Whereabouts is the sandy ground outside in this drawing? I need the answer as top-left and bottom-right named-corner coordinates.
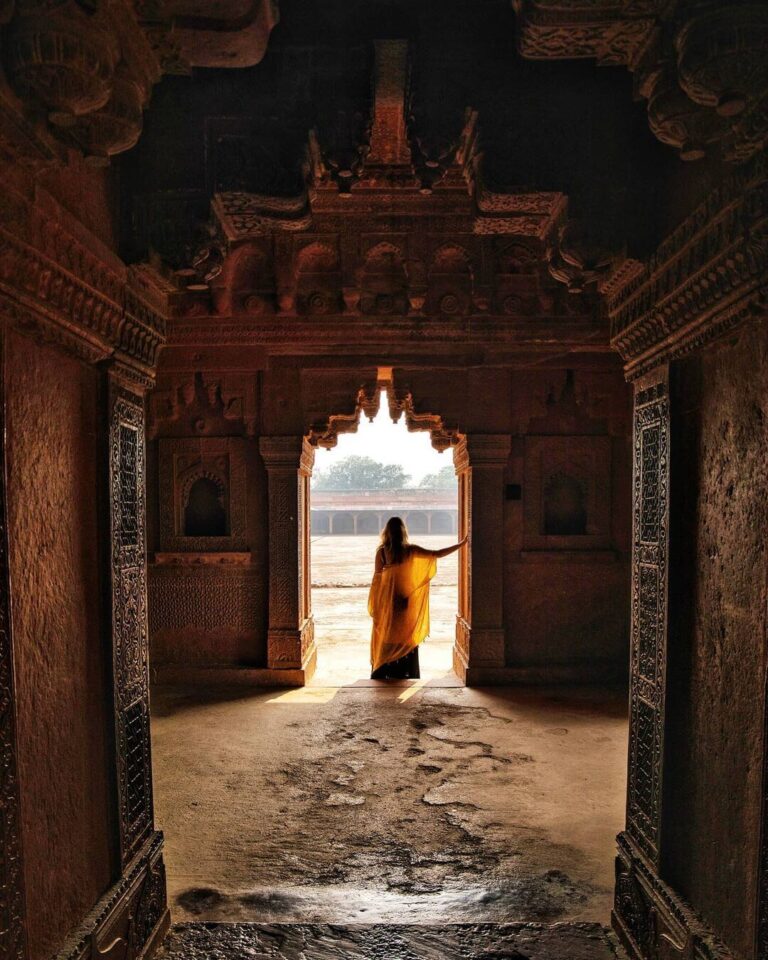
top-left (310, 535), bottom-right (458, 685)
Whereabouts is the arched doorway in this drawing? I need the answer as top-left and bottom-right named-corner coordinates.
top-left (307, 379), bottom-right (465, 685)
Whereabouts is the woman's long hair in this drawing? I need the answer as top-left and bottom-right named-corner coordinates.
top-left (380, 516), bottom-right (409, 565)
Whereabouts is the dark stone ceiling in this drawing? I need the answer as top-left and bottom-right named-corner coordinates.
top-left (119, 0), bottom-right (721, 270)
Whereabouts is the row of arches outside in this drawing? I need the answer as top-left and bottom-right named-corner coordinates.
top-left (311, 509), bottom-right (457, 536)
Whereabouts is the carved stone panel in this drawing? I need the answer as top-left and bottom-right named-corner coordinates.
top-left (109, 387), bottom-right (154, 867)
top-left (523, 435), bottom-right (612, 551)
top-left (0, 330), bottom-right (26, 959)
top-left (626, 372), bottom-right (670, 868)
top-left (158, 437), bottom-right (247, 553)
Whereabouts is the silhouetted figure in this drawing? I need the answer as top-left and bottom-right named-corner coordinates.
top-left (368, 516), bottom-right (466, 680)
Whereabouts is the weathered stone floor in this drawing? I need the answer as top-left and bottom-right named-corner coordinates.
top-left (158, 921), bottom-right (625, 959)
top-left (152, 683), bottom-right (627, 926)
top-left (152, 535), bottom-right (628, 937)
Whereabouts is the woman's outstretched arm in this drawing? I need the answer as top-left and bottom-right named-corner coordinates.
top-left (413, 536), bottom-right (468, 559)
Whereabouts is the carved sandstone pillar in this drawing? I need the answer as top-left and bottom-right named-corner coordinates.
top-left (613, 366), bottom-right (671, 955)
top-left (106, 364), bottom-right (169, 948)
top-left (453, 434), bottom-right (511, 684)
top-left (259, 437), bottom-right (316, 682)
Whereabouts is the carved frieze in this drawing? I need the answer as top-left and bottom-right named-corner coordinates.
top-left (149, 566), bottom-right (260, 638)
top-left (149, 371), bottom-right (258, 438)
top-left (512, 0), bottom-right (661, 68)
top-left (514, 2), bottom-right (768, 164)
top-left (609, 153), bottom-right (768, 377)
top-left (0, 196), bottom-right (166, 370)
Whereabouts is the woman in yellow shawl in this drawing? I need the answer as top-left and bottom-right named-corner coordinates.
top-left (368, 516), bottom-right (467, 680)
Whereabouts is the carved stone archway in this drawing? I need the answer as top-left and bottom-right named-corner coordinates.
top-left (260, 374), bottom-right (510, 685)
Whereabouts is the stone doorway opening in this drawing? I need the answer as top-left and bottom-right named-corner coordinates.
top-left (309, 383), bottom-right (461, 686)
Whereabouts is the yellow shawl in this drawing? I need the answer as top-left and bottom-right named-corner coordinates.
top-left (368, 549), bottom-right (437, 672)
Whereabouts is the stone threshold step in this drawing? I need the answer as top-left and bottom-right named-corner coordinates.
top-left (159, 921), bottom-right (627, 960)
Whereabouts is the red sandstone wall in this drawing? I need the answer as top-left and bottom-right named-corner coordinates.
top-left (504, 368), bottom-right (632, 679)
top-left (6, 331), bottom-right (113, 960)
top-left (664, 319), bottom-right (768, 956)
top-left (394, 361), bottom-right (632, 679)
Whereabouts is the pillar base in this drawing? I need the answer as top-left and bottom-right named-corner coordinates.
top-left (54, 832), bottom-right (169, 960)
top-left (267, 617), bottom-right (316, 670)
top-left (612, 832), bottom-right (730, 960)
top-left (453, 618), bottom-right (506, 685)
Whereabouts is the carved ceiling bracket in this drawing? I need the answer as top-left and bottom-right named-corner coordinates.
top-left (513, 1), bottom-right (768, 165)
top-left (0, 0), bottom-right (280, 164)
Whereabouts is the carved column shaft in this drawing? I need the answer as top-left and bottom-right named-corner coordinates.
top-left (453, 435), bottom-right (511, 677)
top-left (107, 368), bottom-right (155, 867)
top-left (260, 437), bottom-right (316, 673)
top-left (613, 366), bottom-right (671, 958)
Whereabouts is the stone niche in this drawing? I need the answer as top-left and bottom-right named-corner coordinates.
top-left (523, 434), bottom-right (612, 550)
top-left (158, 438), bottom-right (247, 554)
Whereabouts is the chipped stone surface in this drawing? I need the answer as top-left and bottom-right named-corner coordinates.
top-left (667, 319), bottom-right (768, 956)
top-left (158, 922), bottom-right (625, 959)
top-left (152, 684), bottom-right (627, 925)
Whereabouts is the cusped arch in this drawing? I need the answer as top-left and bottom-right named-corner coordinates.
top-left (497, 242), bottom-right (538, 275)
top-left (295, 241), bottom-right (340, 274)
top-left (431, 243), bottom-right (474, 276)
top-left (363, 241), bottom-right (405, 272)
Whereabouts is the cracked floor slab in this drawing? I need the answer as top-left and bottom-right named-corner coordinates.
top-left (152, 683), bottom-right (627, 926)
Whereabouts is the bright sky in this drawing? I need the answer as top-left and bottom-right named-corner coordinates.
top-left (313, 391), bottom-right (453, 485)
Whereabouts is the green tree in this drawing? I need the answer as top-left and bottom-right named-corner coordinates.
top-left (418, 464), bottom-right (456, 489)
top-left (313, 456), bottom-right (411, 490)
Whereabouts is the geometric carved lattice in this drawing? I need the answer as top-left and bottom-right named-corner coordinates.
top-left (122, 698), bottom-right (152, 834)
top-left (639, 424), bottom-right (661, 544)
top-left (627, 375), bottom-right (669, 867)
top-left (637, 564), bottom-right (659, 683)
top-left (110, 392), bottom-right (154, 866)
top-left (119, 424), bottom-right (140, 548)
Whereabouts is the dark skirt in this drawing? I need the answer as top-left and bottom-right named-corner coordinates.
top-left (370, 646), bottom-right (420, 680)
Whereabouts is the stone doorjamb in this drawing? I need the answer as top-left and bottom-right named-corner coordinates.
top-left (259, 436), bottom-right (317, 683)
top-left (453, 435), bottom-right (511, 685)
